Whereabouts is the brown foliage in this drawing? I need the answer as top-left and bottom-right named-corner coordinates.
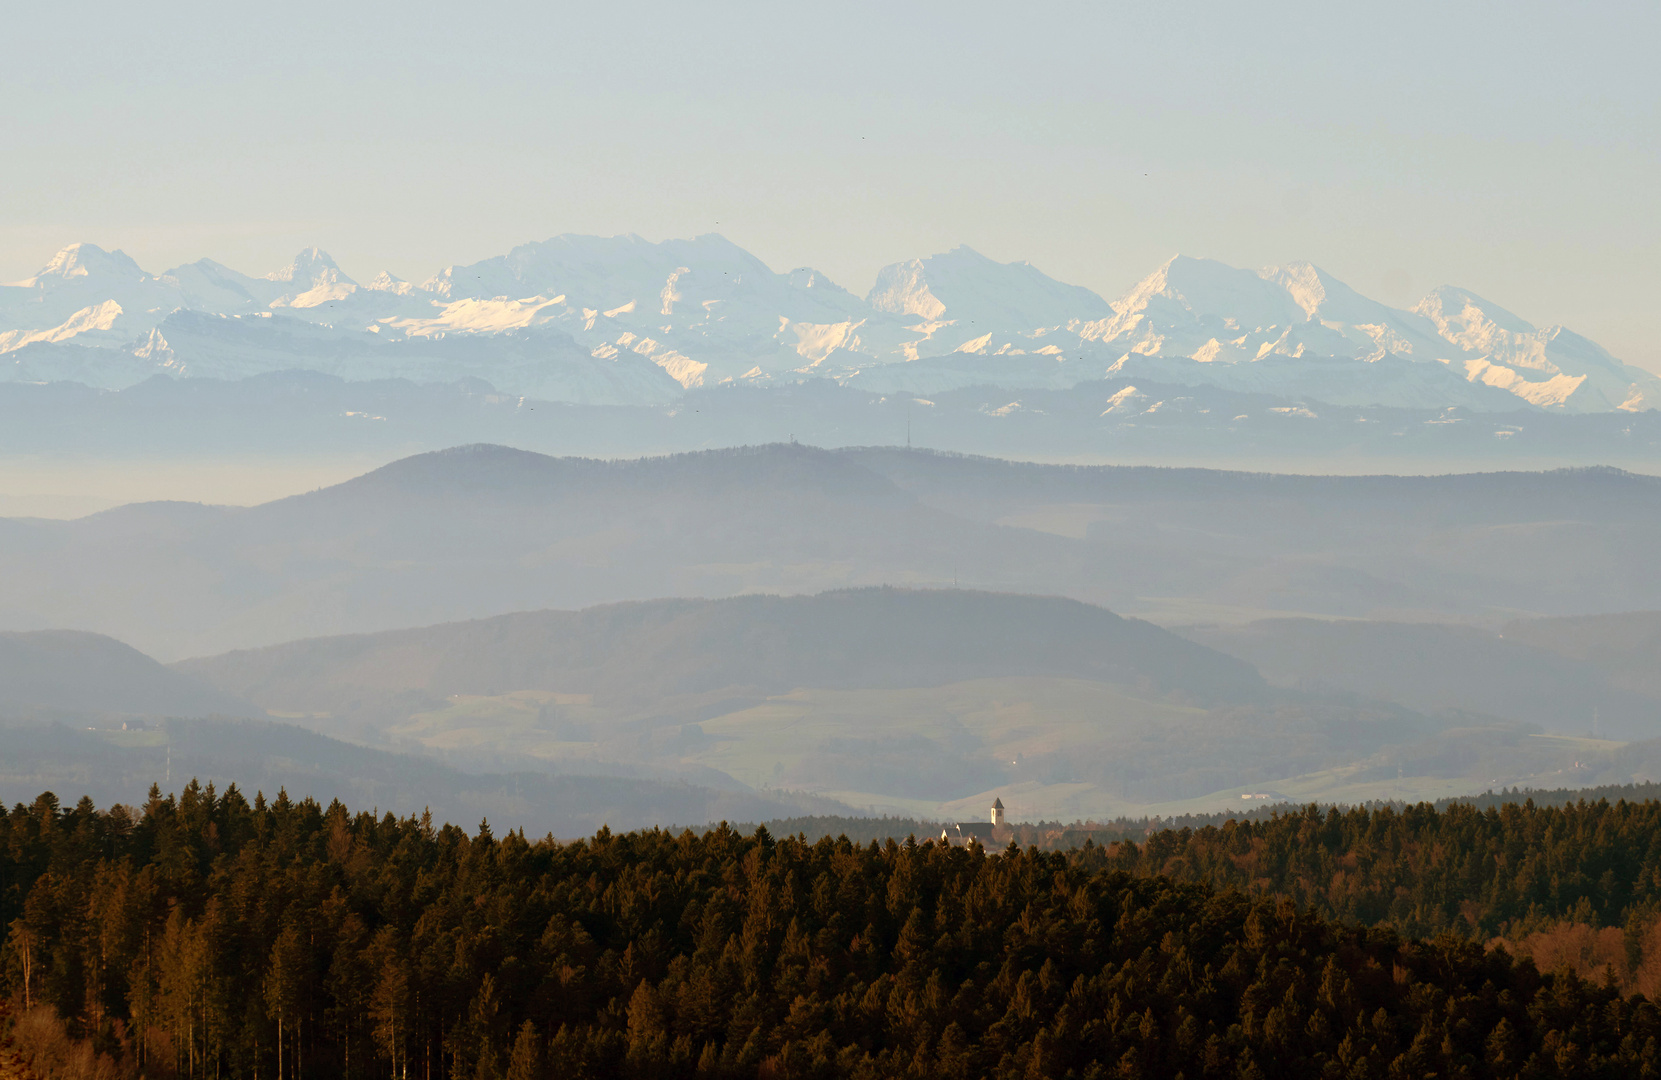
top-left (1498, 914), bottom-right (1661, 997)
top-left (1, 1005), bottom-right (131, 1080)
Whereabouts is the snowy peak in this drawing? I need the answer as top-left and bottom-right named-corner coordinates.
top-left (1256, 262), bottom-right (1455, 359)
top-left (491, 232), bottom-right (782, 303)
top-left (868, 246), bottom-right (1113, 329)
top-left (1087, 256), bottom-right (1455, 364)
top-left (1115, 256), bottom-right (1413, 337)
top-left (1146, 255), bottom-right (1307, 327)
top-left (0, 300), bottom-right (127, 353)
top-left (267, 247), bottom-right (353, 288)
top-left (785, 267), bottom-right (856, 298)
top-left (1260, 261), bottom-right (1332, 318)
top-left (868, 256), bottom-right (947, 319)
top-left (158, 258), bottom-right (276, 311)
top-left (366, 271), bottom-right (415, 295)
top-left (428, 232), bottom-right (869, 336)
top-left (1258, 262), bottom-right (1393, 325)
top-left (1078, 256), bottom-right (1661, 412)
top-left (2, 233), bottom-right (1655, 416)
top-left (264, 248), bottom-right (359, 310)
top-left (1414, 285), bottom-right (1536, 349)
top-left (1077, 256), bottom-right (1310, 358)
top-left (1409, 284), bottom-right (1654, 410)
top-left (13, 243), bottom-right (147, 288)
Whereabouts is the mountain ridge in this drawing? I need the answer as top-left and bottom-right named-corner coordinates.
top-left (7, 442), bottom-right (1661, 661)
top-left (4, 236), bottom-right (1653, 414)
top-left (0, 629), bottom-right (252, 717)
top-left (172, 587), bottom-right (1267, 710)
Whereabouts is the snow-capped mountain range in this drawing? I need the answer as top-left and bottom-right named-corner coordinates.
top-left (2, 236), bottom-right (1654, 413)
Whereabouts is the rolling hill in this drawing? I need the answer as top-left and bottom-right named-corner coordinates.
top-left (6, 444), bottom-right (1661, 662)
top-left (0, 629), bottom-right (249, 717)
top-left (7, 584), bottom-right (1658, 823)
top-left (173, 588), bottom-right (1265, 713)
top-left (173, 588), bottom-right (1607, 821)
top-left (1501, 611), bottom-right (1661, 700)
top-left (0, 717), bottom-right (840, 836)
top-left (1186, 611), bottom-right (1661, 743)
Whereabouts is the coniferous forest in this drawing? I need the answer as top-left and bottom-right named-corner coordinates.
top-left (9, 784), bottom-right (1661, 1078)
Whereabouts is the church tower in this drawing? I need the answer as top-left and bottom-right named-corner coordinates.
top-left (991, 798), bottom-right (1005, 827)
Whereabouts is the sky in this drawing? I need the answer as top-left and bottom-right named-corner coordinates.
top-left (4, 0), bottom-right (1658, 368)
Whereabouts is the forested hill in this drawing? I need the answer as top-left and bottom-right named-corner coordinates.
top-left (1070, 797), bottom-right (1661, 940)
top-left (0, 630), bottom-right (247, 718)
top-left (7, 788), bottom-right (1661, 1079)
top-left (174, 588), bottom-right (1263, 714)
top-left (768, 785), bottom-right (1661, 941)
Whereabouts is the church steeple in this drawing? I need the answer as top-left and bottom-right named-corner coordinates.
top-left (991, 798), bottom-right (1005, 826)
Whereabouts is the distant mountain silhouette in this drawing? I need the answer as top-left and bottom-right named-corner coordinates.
top-left (175, 588), bottom-right (1265, 718)
top-left (5, 444), bottom-right (1661, 662)
top-left (1185, 617), bottom-right (1661, 740)
top-left (1500, 611), bottom-right (1661, 701)
top-left (0, 717), bottom-right (842, 835)
top-left (0, 629), bottom-right (252, 717)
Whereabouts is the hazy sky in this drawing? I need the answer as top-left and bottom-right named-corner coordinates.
top-left (5, 1), bottom-right (1658, 368)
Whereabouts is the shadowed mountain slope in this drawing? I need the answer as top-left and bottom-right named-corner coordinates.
top-left (172, 591), bottom-right (1492, 820)
top-left (11, 594), bottom-right (1650, 823)
top-left (0, 718), bottom-right (842, 835)
top-left (0, 444), bottom-right (1086, 660)
top-left (0, 630), bottom-right (250, 717)
top-left (174, 589), bottom-right (1265, 716)
top-left (843, 447), bottom-right (1661, 528)
top-left (1500, 611), bottom-right (1661, 700)
top-left (6, 444), bottom-right (1661, 662)
top-left (1184, 618), bottom-right (1661, 740)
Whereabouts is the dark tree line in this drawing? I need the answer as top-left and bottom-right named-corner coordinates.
top-left (5, 783), bottom-right (1661, 1078)
top-left (1063, 797), bottom-right (1661, 941)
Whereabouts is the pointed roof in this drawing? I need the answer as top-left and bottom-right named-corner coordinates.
top-left (992, 798), bottom-right (1004, 809)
